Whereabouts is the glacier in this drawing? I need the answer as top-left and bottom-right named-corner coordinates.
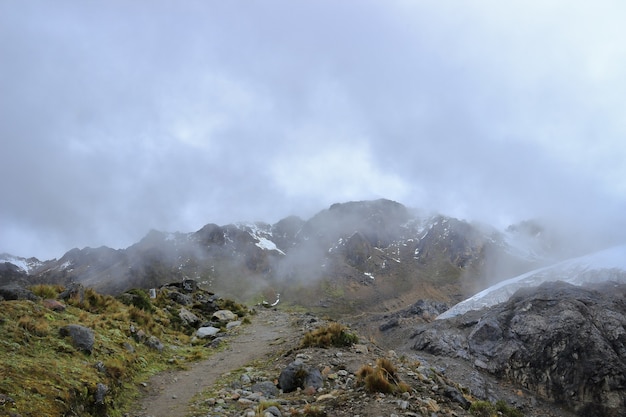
top-left (437, 244), bottom-right (626, 319)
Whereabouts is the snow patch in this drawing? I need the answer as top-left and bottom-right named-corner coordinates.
top-left (238, 222), bottom-right (286, 255)
top-left (255, 237), bottom-right (285, 255)
top-left (0, 254), bottom-right (43, 274)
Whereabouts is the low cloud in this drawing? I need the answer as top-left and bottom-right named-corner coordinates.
top-left (1, 1), bottom-right (625, 259)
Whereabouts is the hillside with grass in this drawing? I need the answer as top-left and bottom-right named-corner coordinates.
top-left (0, 282), bottom-right (250, 417)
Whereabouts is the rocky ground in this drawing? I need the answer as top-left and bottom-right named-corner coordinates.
top-left (127, 306), bottom-right (576, 417)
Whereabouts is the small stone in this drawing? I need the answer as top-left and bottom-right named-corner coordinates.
top-left (43, 298), bottom-right (66, 311)
top-left (316, 393), bottom-right (336, 402)
top-left (238, 398), bottom-right (255, 405)
top-left (353, 344), bottom-right (368, 354)
top-left (226, 320), bottom-right (242, 329)
top-left (263, 405), bottom-right (282, 417)
top-left (94, 383), bottom-right (108, 405)
top-left (474, 359), bottom-right (488, 369)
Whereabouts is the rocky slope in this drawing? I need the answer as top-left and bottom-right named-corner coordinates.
top-left (408, 280), bottom-right (626, 416)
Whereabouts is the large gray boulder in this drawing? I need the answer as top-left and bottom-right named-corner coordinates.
top-left (278, 360), bottom-right (323, 393)
top-left (411, 281), bottom-right (626, 417)
top-left (0, 284), bottom-right (39, 301)
top-left (60, 324), bottom-right (95, 354)
top-left (213, 309), bottom-right (237, 322)
top-left (196, 326), bottom-right (220, 338)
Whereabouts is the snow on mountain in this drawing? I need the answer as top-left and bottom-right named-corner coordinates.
top-left (236, 222), bottom-right (286, 255)
top-left (437, 244), bottom-right (626, 319)
top-left (0, 253), bottom-right (43, 274)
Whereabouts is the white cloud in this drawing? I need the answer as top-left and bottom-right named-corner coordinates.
top-left (271, 139), bottom-right (409, 204)
top-left (2, 0), bottom-right (626, 258)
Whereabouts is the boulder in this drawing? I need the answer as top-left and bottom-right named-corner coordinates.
top-left (226, 320), bottom-right (242, 329)
top-left (168, 291), bottom-right (193, 306)
top-left (251, 380), bottom-right (279, 398)
top-left (60, 324), bottom-right (95, 354)
top-left (58, 283), bottom-right (85, 303)
top-left (197, 326), bottom-right (220, 338)
top-left (213, 309), bottom-right (237, 322)
top-left (144, 335), bottom-right (164, 352)
top-left (278, 360), bottom-right (323, 393)
top-left (43, 299), bottom-right (66, 311)
top-left (262, 405), bottom-right (282, 417)
top-left (94, 382), bottom-right (108, 405)
top-left (181, 279), bottom-right (198, 293)
top-left (179, 307), bottom-right (200, 327)
top-left (0, 284), bottom-right (39, 301)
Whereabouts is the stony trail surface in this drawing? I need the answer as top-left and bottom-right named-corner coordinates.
top-left (129, 308), bottom-right (295, 417)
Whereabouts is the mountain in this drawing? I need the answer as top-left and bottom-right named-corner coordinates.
top-left (0, 199), bottom-right (555, 312)
top-left (438, 244), bottom-right (626, 319)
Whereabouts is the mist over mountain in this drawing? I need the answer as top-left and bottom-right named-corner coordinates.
top-left (1, 199), bottom-right (574, 312)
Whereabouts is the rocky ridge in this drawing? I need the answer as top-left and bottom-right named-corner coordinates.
top-left (1, 199), bottom-right (556, 312)
top-left (409, 280), bottom-right (626, 416)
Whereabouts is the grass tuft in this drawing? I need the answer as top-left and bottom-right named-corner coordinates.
top-left (356, 358), bottom-right (410, 394)
top-left (300, 322), bottom-right (358, 348)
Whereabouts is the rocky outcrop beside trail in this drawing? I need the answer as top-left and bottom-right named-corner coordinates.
top-left (410, 281), bottom-right (626, 416)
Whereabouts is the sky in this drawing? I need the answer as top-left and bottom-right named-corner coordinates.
top-left (2, 1), bottom-right (626, 260)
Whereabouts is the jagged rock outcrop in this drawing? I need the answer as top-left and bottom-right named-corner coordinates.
top-left (411, 281), bottom-right (626, 416)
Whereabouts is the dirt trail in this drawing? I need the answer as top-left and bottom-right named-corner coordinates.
top-left (129, 309), bottom-right (294, 417)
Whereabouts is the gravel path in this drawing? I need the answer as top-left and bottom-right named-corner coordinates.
top-left (128, 309), bottom-right (293, 417)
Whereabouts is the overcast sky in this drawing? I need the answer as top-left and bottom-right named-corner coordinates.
top-left (2, 1), bottom-right (626, 260)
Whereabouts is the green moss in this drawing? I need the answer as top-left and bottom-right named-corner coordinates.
top-left (470, 400), bottom-right (523, 417)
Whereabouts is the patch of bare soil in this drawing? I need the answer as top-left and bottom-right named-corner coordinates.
top-left (128, 308), bottom-right (297, 417)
